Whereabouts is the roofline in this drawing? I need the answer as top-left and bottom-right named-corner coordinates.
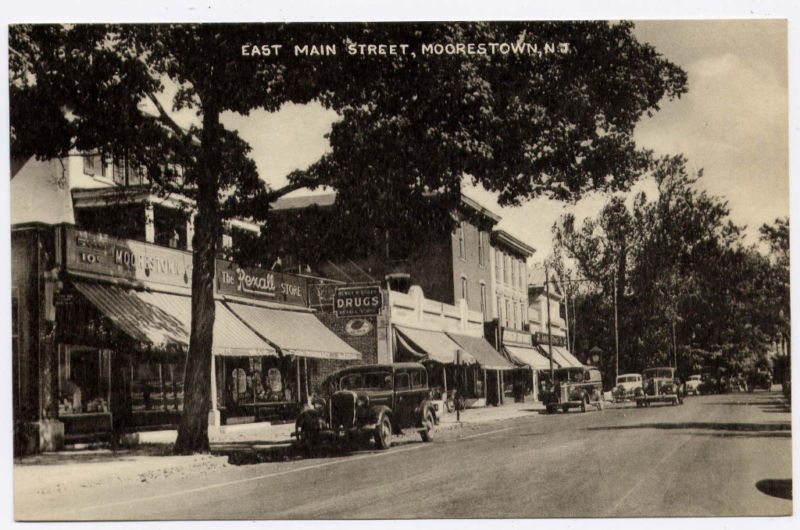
top-left (491, 230), bottom-right (536, 256)
top-left (459, 194), bottom-right (502, 223)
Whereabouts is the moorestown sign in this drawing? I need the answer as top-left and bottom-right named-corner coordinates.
top-left (215, 260), bottom-right (308, 307)
top-left (64, 227), bottom-right (193, 292)
top-left (334, 285), bottom-right (382, 317)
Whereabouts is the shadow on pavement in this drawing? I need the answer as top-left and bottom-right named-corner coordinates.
top-left (755, 479), bottom-right (792, 500)
top-left (14, 443), bottom-right (174, 466)
top-left (587, 421), bottom-right (791, 436)
top-left (216, 438), bottom-right (424, 465)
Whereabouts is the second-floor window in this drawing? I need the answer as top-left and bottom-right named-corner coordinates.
top-left (477, 231), bottom-right (485, 266)
top-left (457, 221), bottom-right (466, 259)
top-left (480, 283), bottom-right (487, 319)
top-left (461, 276), bottom-right (469, 304)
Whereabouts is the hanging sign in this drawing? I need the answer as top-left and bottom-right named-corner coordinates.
top-left (215, 260), bottom-right (308, 307)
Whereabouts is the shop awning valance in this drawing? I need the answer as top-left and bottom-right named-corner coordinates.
top-left (73, 282), bottom-right (276, 357)
top-left (505, 345), bottom-right (553, 370)
top-left (446, 332), bottom-right (516, 370)
top-left (394, 325), bottom-right (475, 365)
top-left (224, 302), bottom-right (361, 361)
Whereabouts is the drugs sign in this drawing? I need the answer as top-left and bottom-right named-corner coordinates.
top-left (334, 286), bottom-right (382, 317)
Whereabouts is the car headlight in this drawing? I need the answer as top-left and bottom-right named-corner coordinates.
top-left (356, 395), bottom-right (370, 409)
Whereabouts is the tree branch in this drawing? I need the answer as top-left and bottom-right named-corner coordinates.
top-left (147, 91), bottom-right (195, 144)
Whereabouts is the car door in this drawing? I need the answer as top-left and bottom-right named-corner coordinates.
top-left (394, 370), bottom-right (412, 428)
top-left (409, 368), bottom-right (428, 425)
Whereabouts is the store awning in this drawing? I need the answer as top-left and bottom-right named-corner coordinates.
top-left (394, 325), bottom-right (475, 365)
top-left (225, 302), bottom-right (361, 360)
top-left (537, 344), bottom-right (583, 368)
top-left (447, 332), bottom-right (516, 370)
top-left (74, 282), bottom-right (276, 357)
top-left (505, 345), bottom-right (553, 370)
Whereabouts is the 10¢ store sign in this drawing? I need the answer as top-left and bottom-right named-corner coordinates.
top-left (334, 285), bottom-right (382, 317)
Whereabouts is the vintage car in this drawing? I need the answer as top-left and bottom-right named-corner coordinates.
top-left (542, 366), bottom-right (604, 413)
top-left (612, 373), bottom-right (643, 402)
top-left (635, 367), bottom-right (683, 407)
top-left (748, 370), bottom-right (773, 392)
top-left (293, 363), bottom-right (438, 450)
top-left (685, 374), bottom-right (703, 396)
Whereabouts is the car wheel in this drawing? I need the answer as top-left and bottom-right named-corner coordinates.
top-left (562, 404), bottom-right (569, 413)
top-left (295, 423), bottom-right (313, 452)
top-left (375, 415), bottom-right (392, 450)
top-left (420, 409), bottom-right (435, 442)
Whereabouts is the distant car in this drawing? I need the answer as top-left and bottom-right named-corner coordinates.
top-left (293, 363), bottom-right (437, 451)
top-left (612, 373), bottom-right (643, 402)
top-left (747, 371), bottom-right (772, 392)
top-left (635, 367), bottom-right (683, 407)
top-left (685, 374), bottom-right (703, 396)
top-left (542, 366), bottom-right (604, 413)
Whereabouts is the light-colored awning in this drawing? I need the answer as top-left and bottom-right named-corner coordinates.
top-left (74, 281), bottom-right (276, 357)
top-left (394, 325), bottom-right (475, 365)
top-left (537, 344), bottom-right (583, 368)
top-left (447, 332), bottom-right (516, 370)
top-left (505, 345), bottom-right (553, 370)
top-left (225, 302), bottom-right (361, 360)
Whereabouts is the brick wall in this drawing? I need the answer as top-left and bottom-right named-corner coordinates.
top-left (451, 220), bottom-right (493, 319)
top-left (310, 311), bottom-right (379, 393)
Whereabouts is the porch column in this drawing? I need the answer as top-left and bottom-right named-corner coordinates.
top-left (186, 214), bottom-right (195, 251)
top-left (208, 353), bottom-right (220, 428)
top-left (144, 202), bottom-right (155, 243)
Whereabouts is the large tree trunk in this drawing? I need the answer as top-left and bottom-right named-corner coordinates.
top-left (174, 106), bottom-right (221, 455)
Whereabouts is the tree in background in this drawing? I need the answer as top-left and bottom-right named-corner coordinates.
top-left (10, 22), bottom-right (686, 453)
top-left (554, 155), bottom-right (778, 380)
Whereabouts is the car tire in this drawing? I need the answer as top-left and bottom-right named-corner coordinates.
top-left (562, 404), bottom-right (569, 413)
top-left (375, 415), bottom-right (392, 450)
top-left (420, 409), bottom-right (435, 442)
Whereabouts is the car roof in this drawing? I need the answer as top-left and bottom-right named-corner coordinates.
top-left (335, 362), bottom-right (425, 374)
top-left (618, 373), bottom-right (641, 378)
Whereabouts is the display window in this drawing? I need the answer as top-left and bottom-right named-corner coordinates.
top-left (58, 346), bottom-right (111, 415)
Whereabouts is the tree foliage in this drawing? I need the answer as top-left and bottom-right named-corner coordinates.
top-left (10, 22), bottom-right (687, 453)
top-left (554, 155), bottom-right (784, 381)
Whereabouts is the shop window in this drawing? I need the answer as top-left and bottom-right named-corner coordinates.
top-left (221, 357), bottom-right (294, 414)
top-left (58, 347), bottom-right (111, 415)
top-left (112, 157), bottom-right (126, 185)
top-left (130, 361), bottom-right (184, 412)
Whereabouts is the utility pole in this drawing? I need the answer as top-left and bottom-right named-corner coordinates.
top-left (545, 265), bottom-right (554, 383)
top-left (672, 319), bottom-right (678, 369)
top-left (613, 271), bottom-right (619, 379)
top-left (563, 278), bottom-right (571, 353)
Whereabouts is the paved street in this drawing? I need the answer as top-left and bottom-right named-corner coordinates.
top-left (16, 391), bottom-right (792, 520)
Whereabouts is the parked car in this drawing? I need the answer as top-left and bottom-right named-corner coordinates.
top-left (293, 363), bottom-right (438, 450)
top-left (685, 374), bottom-right (703, 396)
top-left (612, 373), bottom-right (643, 402)
top-left (635, 367), bottom-right (683, 407)
top-left (747, 370), bottom-right (772, 392)
top-left (542, 366), bottom-right (604, 413)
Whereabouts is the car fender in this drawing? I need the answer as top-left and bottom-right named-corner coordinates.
top-left (367, 404), bottom-right (392, 425)
top-left (417, 400), bottom-right (438, 426)
top-left (296, 408), bottom-right (328, 432)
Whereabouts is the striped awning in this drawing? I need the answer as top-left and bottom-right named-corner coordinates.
top-left (505, 345), bottom-right (553, 370)
top-left (394, 325), bottom-right (475, 365)
top-left (446, 332), bottom-right (516, 370)
top-left (537, 344), bottom-right (583, 368)
top-left (225, 302), bottom-right (361, 360)
top-left (73, 281), bottom-right (276, 357)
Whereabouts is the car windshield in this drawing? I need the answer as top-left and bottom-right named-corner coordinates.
top-left (339, 371), bottom-right (393, 391)
top-left (644, 369), bottom-right (674, 379)
top-left (689, 375), bottom-right (702, 381)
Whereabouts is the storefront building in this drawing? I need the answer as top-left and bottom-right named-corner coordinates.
top-left (11, 224), bottom-right (363, 454)
top-left (389, 286), bottom-right (515, 408)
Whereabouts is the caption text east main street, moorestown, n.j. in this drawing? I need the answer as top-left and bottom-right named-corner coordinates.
top-left (241, 41), bottom-right (571, 58)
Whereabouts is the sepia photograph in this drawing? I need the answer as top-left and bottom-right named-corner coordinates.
top-left (3, 2), bottom-right (795, 525)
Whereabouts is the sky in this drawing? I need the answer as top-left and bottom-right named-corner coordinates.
top-left (215, 19), bottom-right (789, 263)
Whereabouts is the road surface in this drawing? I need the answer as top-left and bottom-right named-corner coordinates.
top-left (16, 391), bottom-right (792, 520)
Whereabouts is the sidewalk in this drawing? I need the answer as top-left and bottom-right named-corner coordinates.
top-left (14, 401), bottom-right (544, 497)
